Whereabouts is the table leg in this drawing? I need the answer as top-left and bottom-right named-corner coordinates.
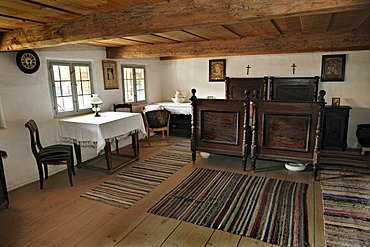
top-left (132, 131), bottom-right (139, 157)
top-left (104, 141), bottom-right (113, 172)
top-left (74, 143), bottom-right (82, 168)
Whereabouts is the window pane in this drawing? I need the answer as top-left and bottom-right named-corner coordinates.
top-left (135, 68), bottom-right (145, 102)
top-left (74, 66), bottom-right (91, 96)
top-left (76, 66), bottom-right (90, 80)
top-left (81, 81), bottom-right (91, 94)
top-left (78, 95), bottom-right (92, 110)
top-left (59, 66), bottom-right (71, 81)
top-left (57, 96), bottom-right (73, 112)
top-left (137, 89), bottom-right (145, 101)
top-left (135, 68), bottom-right (144, 80)
top-left (53, 65), bottom-right (61, 81)
top-left (123, 68), bottom-right (135, 102)
top-left (61, 81), bottom-right (72, 96)
top-left (55, 82), bottom-right (62, 97)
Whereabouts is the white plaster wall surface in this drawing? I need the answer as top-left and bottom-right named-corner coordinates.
top-left (0, 45), bottom-right (162, 190)
top-left (0, 45), bottom-right (369, 190)
top-left (161, 51), bottom-right (370, 148)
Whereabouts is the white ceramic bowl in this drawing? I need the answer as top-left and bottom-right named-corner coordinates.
top-left (285, 163), bottom-right (306, 172)
top-left (200, 152), bottom-right (210, 158)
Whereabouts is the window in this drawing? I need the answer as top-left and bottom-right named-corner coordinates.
top-left (122, 65), bottom-right (146, 104)
top-left (48, 61), bottom-right (94, 117)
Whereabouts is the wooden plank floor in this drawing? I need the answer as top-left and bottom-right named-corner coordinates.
top-left (1, 135), bottom-right (335, 247)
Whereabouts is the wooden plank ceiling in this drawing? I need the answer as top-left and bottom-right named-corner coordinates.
top-left (0, 0), bottom-right (369, 59)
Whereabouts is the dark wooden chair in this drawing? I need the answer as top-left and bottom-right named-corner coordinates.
top-left (141, 107), bottom-right (171, 145)
top-left (25, 119), bottom-right (75, 189)
top-left (113, 103), bottom-right (133, 154)
top-left (113, 103), bottom-right (133, 113)
top-left (0, 150), bottom-right (8, 210)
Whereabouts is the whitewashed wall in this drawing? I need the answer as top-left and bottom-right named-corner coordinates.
top-left (161, 51), bottom-right (370, 149)
top-left (0, 45), bottom-right (162, 190)
top-left (1, 45), bottom-right (369, 190)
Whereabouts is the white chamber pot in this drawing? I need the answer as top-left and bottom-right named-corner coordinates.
top-left (200, 152), bottom-right (210, 158)
top-left (284, 163), bottom-right (307, 172)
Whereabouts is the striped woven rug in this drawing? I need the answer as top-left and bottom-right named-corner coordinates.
top-left (149, 168), bottom-right (308, 247)
top-left (319, 150), bottom-right (370, 247)
top-left (80, 140), bottom-right (191, 209)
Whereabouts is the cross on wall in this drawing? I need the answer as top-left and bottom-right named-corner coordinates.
top-left (291, 63), bottom-right (297, 74)
top-left (246, 65), bottom-right (251, 75)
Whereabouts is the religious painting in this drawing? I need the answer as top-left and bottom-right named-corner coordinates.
top-left (321, 54), bottom-right (346, 81)
top-left (102, 60), bottom-right (119, 89)
top-left (209, 59), bottom-right (226, 82)
top-left (332, 97), bottom-right (341, 106)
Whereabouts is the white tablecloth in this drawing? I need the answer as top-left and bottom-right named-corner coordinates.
top-left (156, 102), bottom-right (192, 115)
top-left (58, 112), bottom-right (146, 154)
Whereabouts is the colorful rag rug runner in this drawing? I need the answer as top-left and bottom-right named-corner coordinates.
top-left (80, 141), bottom-right (191, 209)
top-left (319, 150), bottom-right (370, 247)
top-left (149, 167), bottom-right (308, 247)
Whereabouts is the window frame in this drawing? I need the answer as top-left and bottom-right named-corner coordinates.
top-left (121, 64), bottom-right (147, 104)
top-left (48, 60), bottom-right (95, 117)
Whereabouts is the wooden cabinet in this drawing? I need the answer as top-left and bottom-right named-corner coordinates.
top-left (169, 114), bottom-right (191, 137)
top-left (0, 150), bottom-right (8, 211)
top-left (322, 106), bottom-right (351, 151)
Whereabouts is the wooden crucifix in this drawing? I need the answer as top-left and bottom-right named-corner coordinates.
top-left (291, 63), bottom-right (297, 74)
top-left (246, 65), bottom-right (251, 75)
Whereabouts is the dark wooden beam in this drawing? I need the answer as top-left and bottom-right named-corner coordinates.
top-left (0, 0), bottom-right (369, 51)
top-left (106, 30), bottom-right (370, 59)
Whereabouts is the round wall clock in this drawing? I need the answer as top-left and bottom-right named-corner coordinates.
top-left (16, 49), bottom-right (40, 74)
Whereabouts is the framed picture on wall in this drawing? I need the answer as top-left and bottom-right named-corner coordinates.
top-left (209, 59), bottom-right (226, 82)
top-left (102, 60), bottom-right (119, 89)
top-left (321, 54), bottom-right (346, 81)
top-left (332, 97), bottom-right (341, 106)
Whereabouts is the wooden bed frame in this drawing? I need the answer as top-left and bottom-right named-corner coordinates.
top-left (190, 76), bottom-right (325, 177)
top-left (250, 91), bottom-right (326, 179)
top-left (190, 89), bottom-right (250, 170)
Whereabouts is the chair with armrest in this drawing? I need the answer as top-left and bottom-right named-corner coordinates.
top-left (141, 105), bottom-right (171, 145)
top-left (25, 119), bottom-right (75, 189)
top-left (113, 103), bottom-right (133, 154)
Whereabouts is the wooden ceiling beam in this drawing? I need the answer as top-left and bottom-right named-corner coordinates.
top-left (106, 30), bottom-right (370, 59)
top-left (0, 0), bottom-right (369, 51)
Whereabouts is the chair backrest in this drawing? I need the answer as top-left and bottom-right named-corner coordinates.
top-left (25, 119), bottom-right (43, 157)
top-left (113, 103), bottom-right (133, 112)
top-left (142, 109), bottom-right (170, 128)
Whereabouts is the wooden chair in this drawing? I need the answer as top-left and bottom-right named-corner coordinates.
top-left (113, 103), bottom-right (133, 113)
top-left (25, 119), bottom-right (75, 189)
top-left (141, 107), bottom-right (171, 145)
top-left (113, 103), bottom-right (133, 154)
top-left (0, 150), bottom-right (9, 210)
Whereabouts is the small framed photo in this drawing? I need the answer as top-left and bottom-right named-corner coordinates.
top-left (209, 59), bottom-right (226, 82)
top-left (321, 54), bottom-right (346, 81)
top-left (102, 60), bottom-right (118, 89)
top-left (332, 97), bottom-right (341, 106)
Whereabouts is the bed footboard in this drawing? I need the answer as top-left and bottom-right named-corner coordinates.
top-left (190, 89), bottom-right (250, 170)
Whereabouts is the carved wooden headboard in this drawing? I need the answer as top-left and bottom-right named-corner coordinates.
top-left (268, 76), bottom-right (320, 102)
top-left (225, 77), bottom-right (268, 100)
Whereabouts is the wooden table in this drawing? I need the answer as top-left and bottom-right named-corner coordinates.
top-left (58, 112), bottom-right (146, 173)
